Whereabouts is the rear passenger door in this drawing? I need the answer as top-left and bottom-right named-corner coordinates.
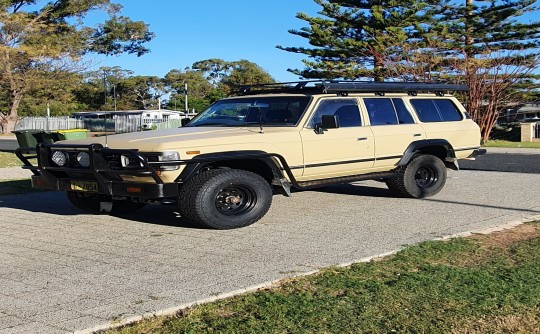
top-left (362, 97), bottom-right (426, 168)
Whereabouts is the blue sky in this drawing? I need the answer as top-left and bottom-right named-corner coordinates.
top-left (91, 0), bottom-right (321, 82)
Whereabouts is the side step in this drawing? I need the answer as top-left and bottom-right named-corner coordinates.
top-left (296, 172), bottom-right (397, 190)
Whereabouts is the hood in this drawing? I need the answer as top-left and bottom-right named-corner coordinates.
top-left (59, 126), bottom-right (296, 151)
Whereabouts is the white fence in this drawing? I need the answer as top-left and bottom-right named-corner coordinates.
top-left (535, 123), bottom-right (540, 139)
top-left (14, 116), bottom-right (190, 134)
top-left (15, 117), bottom-right (85, 131)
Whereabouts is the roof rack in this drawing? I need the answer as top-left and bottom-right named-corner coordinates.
top-left (237, 80), bottom-right (469, 96)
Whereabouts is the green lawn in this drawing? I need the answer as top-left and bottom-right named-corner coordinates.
top-left (0, 152), bottom-right (24, 168)
top-left (107, 222), bottom-right (540, 334)
top-left (483, 140), bottom-right (540, 148)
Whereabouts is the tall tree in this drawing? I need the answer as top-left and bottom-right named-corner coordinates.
top-left (221, 59), bottom-right (275, 88)
top-left (0, 0), bottom-right (154, 133)
top-left (433, 0), bottom-right (540, 140)
top-left (164, 68), bottom-right (214, 112)
top-left (277, 0), bottom-right (438, 81)
top-left (116, 76), bottom-right (167, 110)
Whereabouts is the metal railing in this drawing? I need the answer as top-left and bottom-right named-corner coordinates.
top-left (534, 122), bottom-right (540, 139)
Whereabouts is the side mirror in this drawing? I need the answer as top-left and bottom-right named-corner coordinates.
top-left (321, 115), bottom-right (339, 129)
top-left (314, 115), bottom-right (340, 134)
top-left (181, 118), bottom-right (191, 127)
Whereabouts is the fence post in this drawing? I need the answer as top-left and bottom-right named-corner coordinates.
top-left (520, 122), bottom-right (533, 142)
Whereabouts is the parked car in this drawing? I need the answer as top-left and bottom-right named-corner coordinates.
top-left (17, 81), bottom-right (485, 229)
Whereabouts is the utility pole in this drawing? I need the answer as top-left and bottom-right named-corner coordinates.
top-left (103, 69), bottom-right (107, 106)
top-left (184, 82), bottom-right (188, 113)
top-left (113, 84), bottom-right (117, 111)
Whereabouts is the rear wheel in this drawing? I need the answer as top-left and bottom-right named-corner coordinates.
top-left (178, 169), bottom-right (272, 229)
top-left (66, 191), bottom-right (147, 215)
top-left (386, 154), bottom-right (447, 198)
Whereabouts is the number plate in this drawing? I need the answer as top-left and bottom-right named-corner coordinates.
top-left (70, 180), bottom-right (98, 192)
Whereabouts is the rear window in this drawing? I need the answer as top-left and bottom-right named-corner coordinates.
top-left (410, 99), bottom-right (463, 122)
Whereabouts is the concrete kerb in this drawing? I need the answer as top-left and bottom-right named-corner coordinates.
top-left (77, 214), bottom-right (540, 334)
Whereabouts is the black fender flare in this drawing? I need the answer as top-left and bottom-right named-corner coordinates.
top-left (397, 139), bottom-right (458, 170)
top-left (175, 150), bottom-right (287, 184)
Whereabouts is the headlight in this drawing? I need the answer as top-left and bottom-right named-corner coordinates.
top-left (158, 151), bottom-right (180, 171)
top-left (119, 152), bottom-right (180, 170)
top-left (76, 152), bottom-right (90, 167)
top-left (51, 151), bottom-right (68, 166)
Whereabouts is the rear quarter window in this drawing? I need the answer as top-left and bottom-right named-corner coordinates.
top-left (410, 99), bottom-right (463, 122)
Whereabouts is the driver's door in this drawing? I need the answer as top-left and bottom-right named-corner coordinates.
top-left (299, 98), bottom-right (375, 180)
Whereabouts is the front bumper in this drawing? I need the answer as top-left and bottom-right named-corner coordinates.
top-left (17, 143), bottom-right (184, 199)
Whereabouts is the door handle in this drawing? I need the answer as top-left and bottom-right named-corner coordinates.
top-left (357, 137), bottom-right (368, 141)
top-left (413, 133), bottom-right (422, 137)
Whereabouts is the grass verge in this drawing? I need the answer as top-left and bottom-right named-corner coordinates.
top-left (0, 179), bottom-right (47, 195)
top-left (105, 222), bottom-right (540, 334)
top-left (0, 152), bottom-right (24, 168)
top-left (483, 140), bottom-right (540, 148)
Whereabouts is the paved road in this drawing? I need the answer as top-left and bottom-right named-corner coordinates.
top-left (1, 168), bottom-right (540, 333)
top-left (0, 138), bottom-right (18, 153)
top-left (460, 147), bottom-right (540, 174)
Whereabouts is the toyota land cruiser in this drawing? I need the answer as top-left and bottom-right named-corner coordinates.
top-left (16, 81), bottom-right (486, 229)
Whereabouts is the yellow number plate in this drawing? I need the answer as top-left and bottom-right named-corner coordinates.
top-left (70, 180), bottom-right (98, 192)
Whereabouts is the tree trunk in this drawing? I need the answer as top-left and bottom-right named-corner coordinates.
top-left (374, 58), bottom-right (385, 82)
top-left (1, 90), bottom-right (23, 134)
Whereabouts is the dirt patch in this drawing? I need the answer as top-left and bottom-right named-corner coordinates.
top-left (473, 223), bottom-right (540, 249)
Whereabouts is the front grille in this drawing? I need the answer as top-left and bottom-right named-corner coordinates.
top-left (104, 153), bottom-right (123, 170)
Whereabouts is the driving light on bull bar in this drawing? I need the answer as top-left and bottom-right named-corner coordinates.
top-left (76, 152), bottom-right (90, 167)
top-left (51, 151), bottom-right (68, 166)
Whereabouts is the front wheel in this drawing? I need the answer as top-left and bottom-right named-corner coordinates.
top-left (386, 154), bottom-right (447, 198)
top-left (178, 169), bottom-right (273, 229)
top-left (66, 191), bottom-right (147, 215)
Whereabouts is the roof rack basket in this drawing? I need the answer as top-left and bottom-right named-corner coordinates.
top-left (237, 80), bottom-right (469, 96)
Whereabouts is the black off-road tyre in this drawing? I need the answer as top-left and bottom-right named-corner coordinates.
top-left (66, 191), bottom-right (147, 215)
top-left (178, 169), bottom-right (272, 229)
top-left (386, 154), bottom-right (447, 198)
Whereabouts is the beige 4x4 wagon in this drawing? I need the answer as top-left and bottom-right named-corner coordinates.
top-left (17, 81), bottom-right (485, 229)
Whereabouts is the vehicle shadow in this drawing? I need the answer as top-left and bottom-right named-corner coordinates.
top-left (306, 183), bottom-right (396, 198)
top-left (0, 191), bottom-right (198, 229)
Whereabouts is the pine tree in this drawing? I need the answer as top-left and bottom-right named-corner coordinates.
top-left (437, 0), bottom-right (540, 140)
top-left (277, 0), bottom-right (439, 81)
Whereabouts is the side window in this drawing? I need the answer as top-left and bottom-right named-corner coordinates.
top-left (434, 99), bottom-right (463, 122)
top-left (364, 98), bottom-right (398, 125)
top-left (364, 98), bottom-right (415, 126)
top-left (410, 99), bottom-right (463, 122)
top-left (310, 99), bottom-right (361, 128)
top-left (392, 99), bottom-right (415, 124)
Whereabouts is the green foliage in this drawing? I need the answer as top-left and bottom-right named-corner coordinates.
top-left (278, 0), bottom-right (438, 81)
top-left (0, 0), bottom-right (154, 132)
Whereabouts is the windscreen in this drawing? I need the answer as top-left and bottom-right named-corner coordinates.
top-left (186, 96), bottom-right (311, 127)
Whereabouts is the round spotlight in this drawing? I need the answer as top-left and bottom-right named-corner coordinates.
top-left (76, 152), bottom-right (90, 167)
top-left (51, 151), bottom-right (68, 166)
